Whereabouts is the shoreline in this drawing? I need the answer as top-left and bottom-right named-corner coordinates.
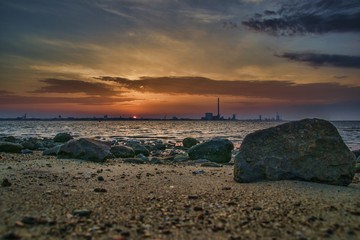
top-left (1, 152), bottom-right (359, 239)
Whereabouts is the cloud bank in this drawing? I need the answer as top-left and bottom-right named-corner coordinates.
top-left (32, 79), bottom-right (119, 96)
top-left (242, 0), bottom-right (360, 36)
top-left (276, 53), bottom-right (360, 69)
top-left (98, 76), bottom-right (360, 103)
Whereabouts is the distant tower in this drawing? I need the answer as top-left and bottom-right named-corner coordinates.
top-left (217, 97), bottom-right (220, 119)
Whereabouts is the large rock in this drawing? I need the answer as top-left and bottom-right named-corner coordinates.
top-left (188, 139), bottom-right (234, 163)
top-left (0, 142), bottom-right (23, 153)
top-left (234, 119), bottom-right (356, 186)
top-left (110, 145), bottom-right (135, 158)
top-left (183, 137), bottom-right (199, 148)
top-left (57, 138), bottom-right (113, 162)
top-left (54, 133), bottom-right (73, 143)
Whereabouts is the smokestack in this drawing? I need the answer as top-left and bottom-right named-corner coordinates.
top-left (217, 97), bottom-right (220, 119)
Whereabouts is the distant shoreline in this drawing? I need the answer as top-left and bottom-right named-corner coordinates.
top-left (0, 118), bottom-right (282, 122)
top-left (0, 118), bottom-right (358, 122)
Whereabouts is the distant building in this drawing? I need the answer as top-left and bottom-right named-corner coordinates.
top-left (204, 112), bottom-right (213, 120)
top-left (201, 98), bottom-right (222, 120)
top-left (232, 114), bottom-right (236, 120)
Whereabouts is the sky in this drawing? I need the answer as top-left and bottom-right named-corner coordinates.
top-left (0, 0), bottom-right (359, 120)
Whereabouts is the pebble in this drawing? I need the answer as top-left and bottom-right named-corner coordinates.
top-left (21, 216), bottom-right (38, 225)
top-left (192, 170), bottom-right (205, 175)
top-left (1, 178), bottom-right (12, 187)
top-left (1, 232), bottom-right (21, 240)
top-left (188, 195), bottom-right (199, 200)
top-left (21, 149), bottom-right (33, 154)
top-left (73, 209), bottom-right (92, 217)
top-left (94, 188), bottom-right (107, 193)
top-left (97, 176), bottom-right (105, 181)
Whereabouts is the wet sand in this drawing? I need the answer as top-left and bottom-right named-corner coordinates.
top-left (1, 152), bottom-right (360, 240)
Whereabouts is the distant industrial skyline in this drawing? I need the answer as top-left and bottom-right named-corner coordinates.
top-left (1, 1), bottom-right (359, 120)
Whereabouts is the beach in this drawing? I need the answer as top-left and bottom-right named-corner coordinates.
top-left (1, 151), bottom-right (359, 240)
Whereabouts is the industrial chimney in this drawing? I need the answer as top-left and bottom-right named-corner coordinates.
top-left (217, 97), bottom-right (220, 119)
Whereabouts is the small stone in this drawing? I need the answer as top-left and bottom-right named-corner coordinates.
top-left (1, 232), bottom-right (21, 240)
top-left (73, 209), bottom-right (92, 217)
top-left (21, 216), bottom-right (37, 225)
top-left (94, 188), bottom-right (107, 193)
top-left (193, 206), bottom-right (203, 211)
top-left (192, 170), bottom-right (205, 175)
top-left (21, 149), bottom-right (33, 154)
top-left (97, 176), bottom-right (105, 181)
top-left (1, 178), bottom-right (11, 187)
top-left (188, 195), bottom-right (199, 200)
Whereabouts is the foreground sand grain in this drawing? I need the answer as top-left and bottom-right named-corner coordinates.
top-left (1, 152), bottom-right (359, 240)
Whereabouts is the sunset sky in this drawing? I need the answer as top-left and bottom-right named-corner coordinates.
top-left (0, 0), bottom-right (359, 120)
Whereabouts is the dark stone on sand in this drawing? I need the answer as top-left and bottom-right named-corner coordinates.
top-left (53, 133), bottom-right (73, 143)
top-left (94, 188), bottom-right (107, 193)
top-left (110, 145), bottom-right (135, 158)
top-left (97, 176), bottom-right (104, 181)
top-left (192, 170), bottom-right (206, 175)
top-left (21, 149), bottom-right (33, 154)
top-left (182, 137), bottom-right (199, 148)
top-left (1, 232), bottom-right (21, 240)
top-left (188, 139), bottom-right (234, 163)
top-left (234, 118), bottom-right (356, 186)
top-left (57, 138), bottom-right (113, 162)
top-left (0, 142), bottom-right (23, 153)
top-left (1, 178), bottom-right (11, 187)
top-left (21, 216), bottom-right (38, 225)
top-left (73, 209), bottom-right (92, 217)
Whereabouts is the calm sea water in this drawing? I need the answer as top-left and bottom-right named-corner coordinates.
top-left (0, 120), bottom-right (359, 150)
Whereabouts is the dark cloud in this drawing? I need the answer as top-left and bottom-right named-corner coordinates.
top-left (0, 95), bottom-right (136, 106)
top-left (97, 76), bottom-right (360, 103)
top-left (242, 0), bottom-right (360, 35)
top-left (334, 75), bottom-right (348, 79)
top-left (0, 90), bottom-right (14, 95)
top-left (276, 53), bottom-right (360, 69)
top-left (32, 79), bottom-right (118, 96)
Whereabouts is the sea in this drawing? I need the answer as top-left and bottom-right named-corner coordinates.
top-left (0, 120), bottom-right (359, 150)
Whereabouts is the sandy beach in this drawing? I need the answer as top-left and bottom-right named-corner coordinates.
top-left (0, 152), bottom-right (359, 240)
